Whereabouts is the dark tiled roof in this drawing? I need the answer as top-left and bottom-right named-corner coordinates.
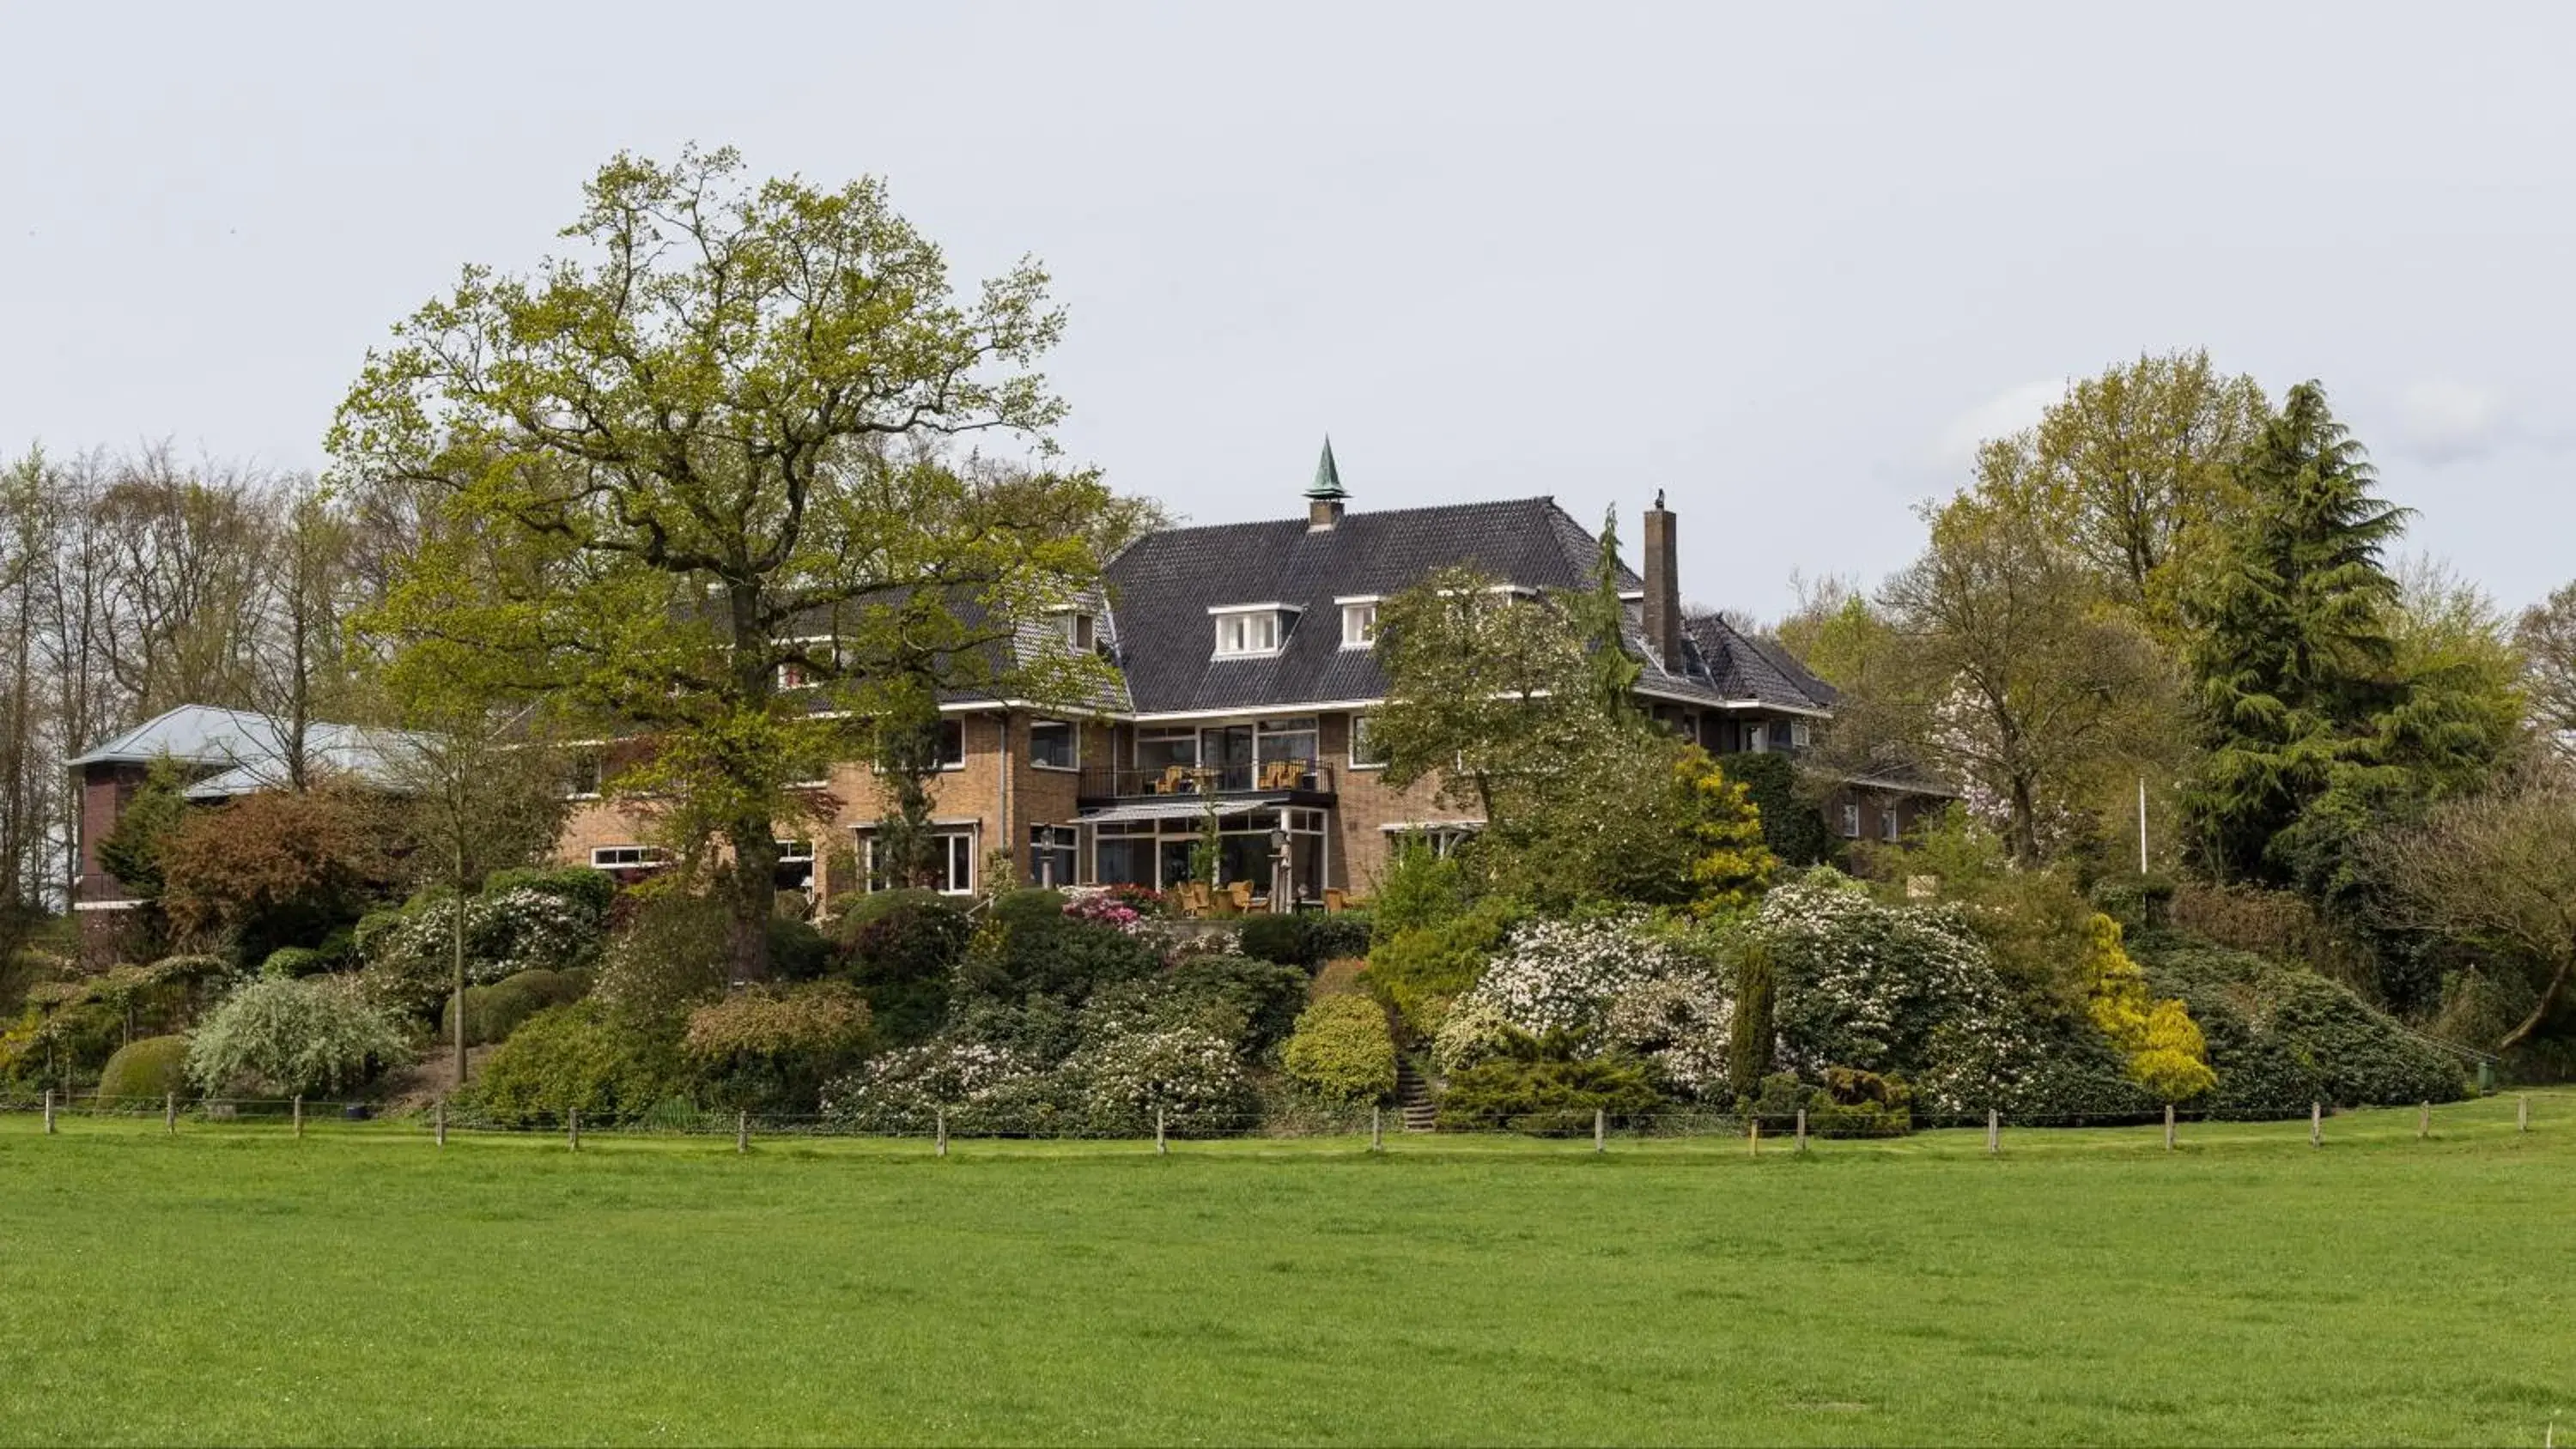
top-left (1104, 497), bottom-right (1638, 714)
top-left (1684, 614), bottom-right (1836, 712)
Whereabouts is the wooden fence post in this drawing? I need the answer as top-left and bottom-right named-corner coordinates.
top-left (293, 1095), bottom-right (304, 1139)
top-left (1748, 1117), bottom-right (1760, 1156)
top-left (43, 1088), bottom-right (54, 1134)
top-left (1370, 1106), bottom-right (1382, 1154)
top-left (1986, 1107), bottom-right (2000, 1156)
top-left (436, 1098), bottom-right (447, 1148)
top-left (2311, 1100), bottom-right (2322, 1148)
top-left (738, 1110), bottom-right (750, 1155)
top-left (2418, 1101), bottom-right (2430, 1140)
top-left (1795, 1108), bottom-right (1807, 1153)
top-left (935, 1107), bottom-right (948, 1159)
top-left (568, 1107), bottom-right (580, 1151)
top-left (165, 1091), bottom-right (176, 1135)
top-left (2163, 1103), bottom-right (2175, 1152)
top-left (1154, 1106), bottom-right (1167, 1156)
top-left (2518, 1094), bottom-right (2530, 1134)
top-left (1593, 1107), bottom-right (1605, 1155)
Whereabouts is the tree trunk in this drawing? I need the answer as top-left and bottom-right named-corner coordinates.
top-left (726, 819), bottom-right (779, 983)
top-left (2008, 775), bottom-right (2041, 864)
top-left (2497, 955), bottom-right (2573, 1051)
top-left (451, 856), bottom-right (469, 1087)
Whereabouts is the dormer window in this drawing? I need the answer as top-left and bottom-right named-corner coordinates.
top-left (1210, 604), bottom-right (1291, 658)
top-left (1055, 611), bottom-right (1096, 652)
top-left (1336, 597), bottom-right (1379, 648)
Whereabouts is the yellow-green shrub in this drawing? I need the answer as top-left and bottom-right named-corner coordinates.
top-left (1281, 995), bottom-right (1396, 1106)
top-left (2083, 914), bottom-right (2216, 1101)
top-left (97, 1035), bottom-right (192, 1103)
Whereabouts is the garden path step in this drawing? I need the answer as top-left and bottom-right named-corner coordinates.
top-left (1395, 1058), bottom-right (1437, 1132)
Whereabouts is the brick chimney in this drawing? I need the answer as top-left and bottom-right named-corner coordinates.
top-left (1642, 490), bottom-right (1682, 673)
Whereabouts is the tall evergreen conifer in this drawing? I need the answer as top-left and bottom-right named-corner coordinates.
top-left (2182, 383), bottom-right (2411, 885)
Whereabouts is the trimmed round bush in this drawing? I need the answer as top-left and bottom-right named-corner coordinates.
top-left (464, 1001), bottom-right (678, 1127)
top-left (97, 1035), bottom-right (192, 1103)
top-left (260, 946), bottom-right (334, 979)
top-left (1281, 995), bottom-right (1396, 1105)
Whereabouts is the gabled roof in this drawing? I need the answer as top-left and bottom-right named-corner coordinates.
top-left (1103, 496), bottom-right (1639, 715)
top-left (1683, 614), bottom-right (1838, 712)
top-left (69, 705), bottom-right (430, 799)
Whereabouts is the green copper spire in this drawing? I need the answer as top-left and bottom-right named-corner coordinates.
top-left (1305, 435), bottom-right (1346, 500)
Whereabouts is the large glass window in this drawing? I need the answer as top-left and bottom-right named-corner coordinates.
top-left (1350, 713), bottom-right (1388, 770)
top-left (1086, 808), bottom-right (1329, 900)
top-left (1030, 718), bottom-right (1078, 770)
top-left (862, 829), bottom-right (975, 894)
top-left (1135, 727), bottom-right (1197, 773)
top-left (1340, 603), bottom-right (1376, 647)
top-left (936, 718), bottom-right (966, 769)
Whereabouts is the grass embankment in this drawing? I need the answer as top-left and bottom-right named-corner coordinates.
top-left (1, 1096), bottom-right (2570, 1446)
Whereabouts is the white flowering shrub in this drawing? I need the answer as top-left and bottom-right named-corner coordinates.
top-left (185, 975), bottom-right (408, 1097)
top-left (1431, 997), bottom-right (1521, 1076)
top-left (1601, 974), bottom-right (1735, 1100)
top-left (1069, 1022), bottom-right (1257, 1137)
top-left (359, 888), bottom-right (606, 1016)
top-left (1750, 869), bottom-right (2044, 1114)
top-left (1459, 913), bottom-right (1692, 1040)
top-left (820, 1038), bottom-right (1069, 1134)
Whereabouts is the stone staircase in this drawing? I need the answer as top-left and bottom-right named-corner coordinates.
top-left (1394, 1058), bottom-right (1437, 1132)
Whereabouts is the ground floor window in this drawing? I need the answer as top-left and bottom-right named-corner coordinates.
top-left (1387, 823), bottom-right (1480, 859)
top-left (775, 839), bottom-right (816, 889)
top-left (1840, 803), bottom-right (1862, 838)
top-left (860, 828), bottom-right (975, 894)
top-left (589, 845), bottom-right (669, 870)
top-left (1091, 807), bottom-right (1327, 899)
top-left (1880, 807), bottom-right (1899, 842)
top-left (1030, 824), bottom-right (1078, 888)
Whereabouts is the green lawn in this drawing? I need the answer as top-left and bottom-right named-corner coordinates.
top-left (2, 1098), bottom-right (2570, 1446)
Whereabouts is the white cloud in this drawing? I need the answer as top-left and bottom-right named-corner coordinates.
top-left (1931, 379), bottom-right (2065, 473)
top-left (2397, 379), bottom-right (2508, 465)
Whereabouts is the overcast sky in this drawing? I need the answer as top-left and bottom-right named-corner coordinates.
top-left (5, 3), bottom-right (2571, 617)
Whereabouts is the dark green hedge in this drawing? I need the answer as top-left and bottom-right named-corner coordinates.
top-left (2138, 942), bottom-right (2472, 1113)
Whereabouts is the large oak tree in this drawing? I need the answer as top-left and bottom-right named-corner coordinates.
top-left (331, 148), bottom-right (1121, 975)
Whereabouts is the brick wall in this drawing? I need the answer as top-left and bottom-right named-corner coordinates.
top-left (1318, 711), bottom-right (1481, 894)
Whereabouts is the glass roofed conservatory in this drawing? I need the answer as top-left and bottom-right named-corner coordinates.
top-left (1089, 803), bottom-right (1328, 901)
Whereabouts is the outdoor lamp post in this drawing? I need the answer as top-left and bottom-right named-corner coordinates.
top-left (1269, 826), bottom-right (1292, 912)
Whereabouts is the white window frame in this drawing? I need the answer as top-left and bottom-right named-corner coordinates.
top-left (1746, 721), bottom-right (1769, 754)
top-left (1790, 719), bottom-right (1813, 748)
top-left (1349, 712), bottom-right (1388, 771)
top-left (775, 839), bottom-right (816, 864)
top-left (1880, 807), bottom-right (1900, 842)
top-left (1210, 604), bottom-right (1290, 658)
top-left (1840, 803), bottom-right (1861, 839)
top-left (935, 717), bottom-right (967, 771)
top-left (589, 845), bottom-right (671, 870)
top-left (1029, 718), bottom-right (1080, 772)
top-left (1339, 600), bottom-right (1378, 649)
top-left (860, 827), bottom-right (977, 895)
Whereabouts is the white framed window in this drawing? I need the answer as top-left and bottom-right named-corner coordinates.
top-left (1386, 822), bottom-right (1480, 859)
top-left (1055, 611), bottom-right (1096, 652)
top-left (1840, 803), bottom-right (1861, 839)
top-left (862, 828), bottom-right (975, 895)
top-left (1880, 808), bottom-right (1900, 842)
top-left (1340, 602), bottom-right (1377, 648)
top-left (1030, 718), bottom-right (1078, 771)
top-left (1349, 712), bottom-right (1389, 770)
top-left (1790, 719), bottom-right (1813, 749)
top-left (776, 661), bottom-right (812, 691)
top-left (936, 718), bottom-right (966, 770)
top-left (1211, 606), bottom-right (1288, 658)
top-left (590, 845), bottom-right (670, 870)
top-left (1746, 721), bottom-right (1769, 754)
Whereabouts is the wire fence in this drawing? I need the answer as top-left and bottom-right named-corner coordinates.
top-left (0, 1089), bottom-right (2552, 1155)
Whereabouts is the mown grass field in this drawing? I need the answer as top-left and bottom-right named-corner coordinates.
top-left (1, 1095), bottom-right (2570, 1446)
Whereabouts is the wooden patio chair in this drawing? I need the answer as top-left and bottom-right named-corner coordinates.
top-left (1226, 880), bottom-right (1256, 912)
top-left (1323, 888), bottom-right (1347, 914)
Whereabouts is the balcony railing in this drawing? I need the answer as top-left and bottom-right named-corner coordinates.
top-left (1078, 758), bottom-right (1336, 801)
